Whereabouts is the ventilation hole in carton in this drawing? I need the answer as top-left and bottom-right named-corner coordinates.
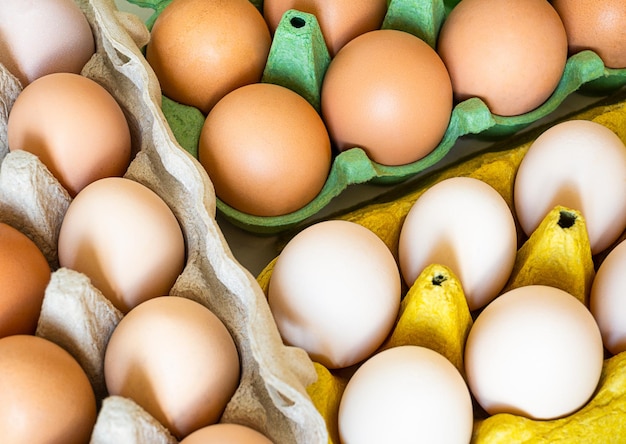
top-left (432, 274), bottom-right (447, 286)
top-left (558, 210), bottom-right (577, 229)
top-left (290, 16), bottom-right (306, 28)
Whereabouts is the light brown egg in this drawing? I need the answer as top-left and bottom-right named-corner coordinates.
top-left (552, 0), bottom-right (626, 68)
top-left (179, 423), bottom-right (274, 444)
top-left (0, 223), bottom-right (51, 339)
top-left (0, 335), bottom-right (97, 443)
top-left (104, 296), bottom-right (241, 440)
top-left (321, 29), bottom-right (453, 166)
top-left (263, 0), bottom-right (387, 57)
top-left (57, 177), bottom-right (186, 313)
top-left (199, 82), bottom-right (331, 217)
top-left (0, 0), bottom-right (95, 86)
top-left (7, 72), bottom-right (132, 197)
top-left (437, 0), bottom-right (568, 116)
top-left (146, 0), bottom-right (272, 114)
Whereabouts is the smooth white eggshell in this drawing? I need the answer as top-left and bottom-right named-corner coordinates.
top-left (465, 285), bottom-right (604, 420)
top-left (514, 119), bottom-right (626, 255)
top-left (268, 220), bottom-right (401, 369)
top-left (0, 0), bottom-right (95, 86)
top-left (590, 239), bottom-right (626, 354)
top-left (398, 176), bottom-right (517, 311)
top-left (338, 345), bottom-right (474, 444)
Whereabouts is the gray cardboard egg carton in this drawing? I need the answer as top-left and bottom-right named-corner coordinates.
top-left (0, 0), bottom-right (327, 442)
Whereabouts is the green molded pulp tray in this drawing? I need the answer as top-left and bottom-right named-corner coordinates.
top-left (130, 0), bottom-right (626, 234)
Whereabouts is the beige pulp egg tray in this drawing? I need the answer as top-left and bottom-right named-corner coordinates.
top-left (0, 0), bottom-right (327, 442)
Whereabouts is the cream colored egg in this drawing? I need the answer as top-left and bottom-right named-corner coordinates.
top-left (514, 120), bottom-right (626, 255)
top-left (590, 239), bottom-right (626, 354)
top-left (465, 285), bottom-right (604, 420)
top-left (104, 296), bottom-right (240, 440)
top-left (398, 176), bottom-right (517, 311)
top-left (268, 220), bottom-right (401, 369)
top-left (57, 177), bottom-right (186, 313)
top-left (338, 345), bottom-right (473, 444)
top-left (0, 0), bottom-right (95, 86)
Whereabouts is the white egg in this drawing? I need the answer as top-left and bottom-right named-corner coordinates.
top-left (338, 345), bottom-right (474, 444)
top-left (398, 176), bottom-right (517, 311)
top-left (465, 285), bottom-right (604, 420)
top-left (514, 119), bottom-right (626, 255)
top-left (268, 220), bottom-right (401, 369)
top-left (590, 238), bottom-right (626, 354)
top-left (0, 0), bottom-right (95, 86)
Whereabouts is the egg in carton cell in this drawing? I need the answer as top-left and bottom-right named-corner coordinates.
top-left (138, 0), bottom-right (626, 234)
top-left (0, 0), bottom-right (328, 442)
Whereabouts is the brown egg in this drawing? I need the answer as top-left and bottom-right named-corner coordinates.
top-left (552, 0), bottom-right (626, 69)
top-left (104, 296), bottom-right (241, 440)
top-left (0, 335), bottom-right (97, 443)
top-left (437, 0), bottom-right (568, 116)
top-left (198, 82), bottom-right (332, 217)
top-left (263, 0), bottom-right (387, 57)
top-left (320, 29), bottom-right (453, 166)
top-left (57, 177), bottom-right (186, 314)
top-left (0, 223), bottom-right (51, 338)
top-left (7, 72), bottom-right (132, 197)
top-left (0, 0), bottom-right (95, 86)
top-left (146, 0), bottom-right (272, 114)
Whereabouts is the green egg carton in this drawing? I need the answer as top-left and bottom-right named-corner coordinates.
top-left (129, 0), bottom-right (626, 234)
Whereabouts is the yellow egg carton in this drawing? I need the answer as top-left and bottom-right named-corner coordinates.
top-left (0, 0), bottom-right (323, 442)
top-left (129, 0), bottom-right (626, 234)
top-left (256, 87), bottom-right (626, 442)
